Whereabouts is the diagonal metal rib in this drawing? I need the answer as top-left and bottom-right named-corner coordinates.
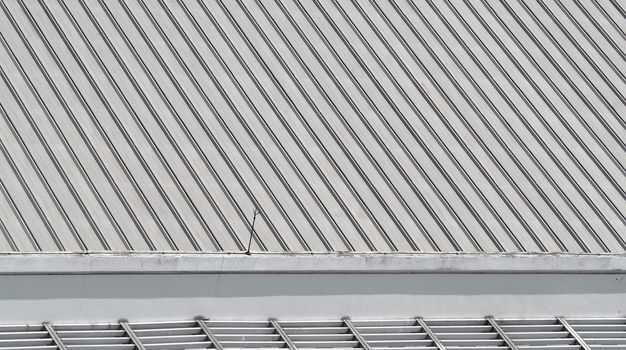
top-left (198, 319), bottom-right (224, 350)
top-left (120, 321), bottom-right (145, 350)
top-left (559, 317), bottom-right (592, 350)
top-left (343, 317), bottom-right (372, 350)
top-left (416, 317), bottom-right (446, 350)
top-left (270, 319), bottom-right (296, 350)
top-left (43, 322), bottom-right (66, 350)
top-left (487, 316), bottom-right (518, 350)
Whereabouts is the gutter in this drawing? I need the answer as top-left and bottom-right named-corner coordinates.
top-left (0, 252), bottom-right (625, 274)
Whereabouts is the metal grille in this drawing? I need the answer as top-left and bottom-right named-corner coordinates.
top-left (203, 320), bottom-right (284, 348)
top-left (0, 324), bottom-right (56, 350)
top-left (568, 318), bottom-right (626, 350)
top-left (0, 318), bottom-right (625, 350)
top-left (352, 319), bottom-right (435, 350)
top-left (497, 318), bottom-right (580, 350)
top-left (129, 321), bottom-right (213, 349)
top-left (427, 318), bottom-right (507, 350)
top-left (53, 323), bottom-right (134, 350)
top-left (278, 320), bottom-right (360, 349)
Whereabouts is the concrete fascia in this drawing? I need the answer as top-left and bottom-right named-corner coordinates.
top-left (0, 252), bottom-right (624, 274)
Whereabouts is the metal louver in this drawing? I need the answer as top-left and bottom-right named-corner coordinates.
top-left (277, 320), bottom-right (358, 349)
top-left (426, 318), bottom-right (508, 350)
top-left (129, 321), bottom-right (213, 350)
top-left (201, 320), bottom-right (285, 349)
top-left (567, 318), bottom-right (626, 350)
top-left (1, 318), bottom-right (625, 350)
top-left (352, 318), bottom-right (436, 350)
top-left (497, 318), bottom-right (581, 350)
top-left (52, 323), bottom-right (134, 350)
top-left (0, 324), bottom-right (56, 350)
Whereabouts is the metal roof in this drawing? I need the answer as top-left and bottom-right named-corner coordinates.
top-left (0, 317), bottom-right (623, 350)
top-left (0, 0), bottom-right (625, 253)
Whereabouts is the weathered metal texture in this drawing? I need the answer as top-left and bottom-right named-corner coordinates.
top-left (0, 317), bottom-right (622, 350)
top-left (0, 0), bottom-right (625, 253)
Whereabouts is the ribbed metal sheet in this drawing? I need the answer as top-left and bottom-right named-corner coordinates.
top-left (0, 317), bottom-right (624, 350)
top-left (0, 0), bottom-right (625, 253)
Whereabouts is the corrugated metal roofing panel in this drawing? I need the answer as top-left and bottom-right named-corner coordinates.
top-left (0, 0), bottom-right (625, 253)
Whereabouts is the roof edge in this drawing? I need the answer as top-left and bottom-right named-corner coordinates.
top-left (0, 252), bottom-right (625, 274)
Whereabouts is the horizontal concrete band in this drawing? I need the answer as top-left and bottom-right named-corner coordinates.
top-left (2, 253), bottom-right (626, 321)
top-left (4, 273), bottom-right (625, 322)
top-left (0, 252), bottom-right (625, 274)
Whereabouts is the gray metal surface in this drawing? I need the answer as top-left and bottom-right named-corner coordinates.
top-left (0, 0), bottom-right (625, 253)
top-left (0, 317), bottom-right (624, 350)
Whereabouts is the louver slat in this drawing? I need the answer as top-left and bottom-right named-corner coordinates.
top-left (0, 318), bottom-right (625, 350)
